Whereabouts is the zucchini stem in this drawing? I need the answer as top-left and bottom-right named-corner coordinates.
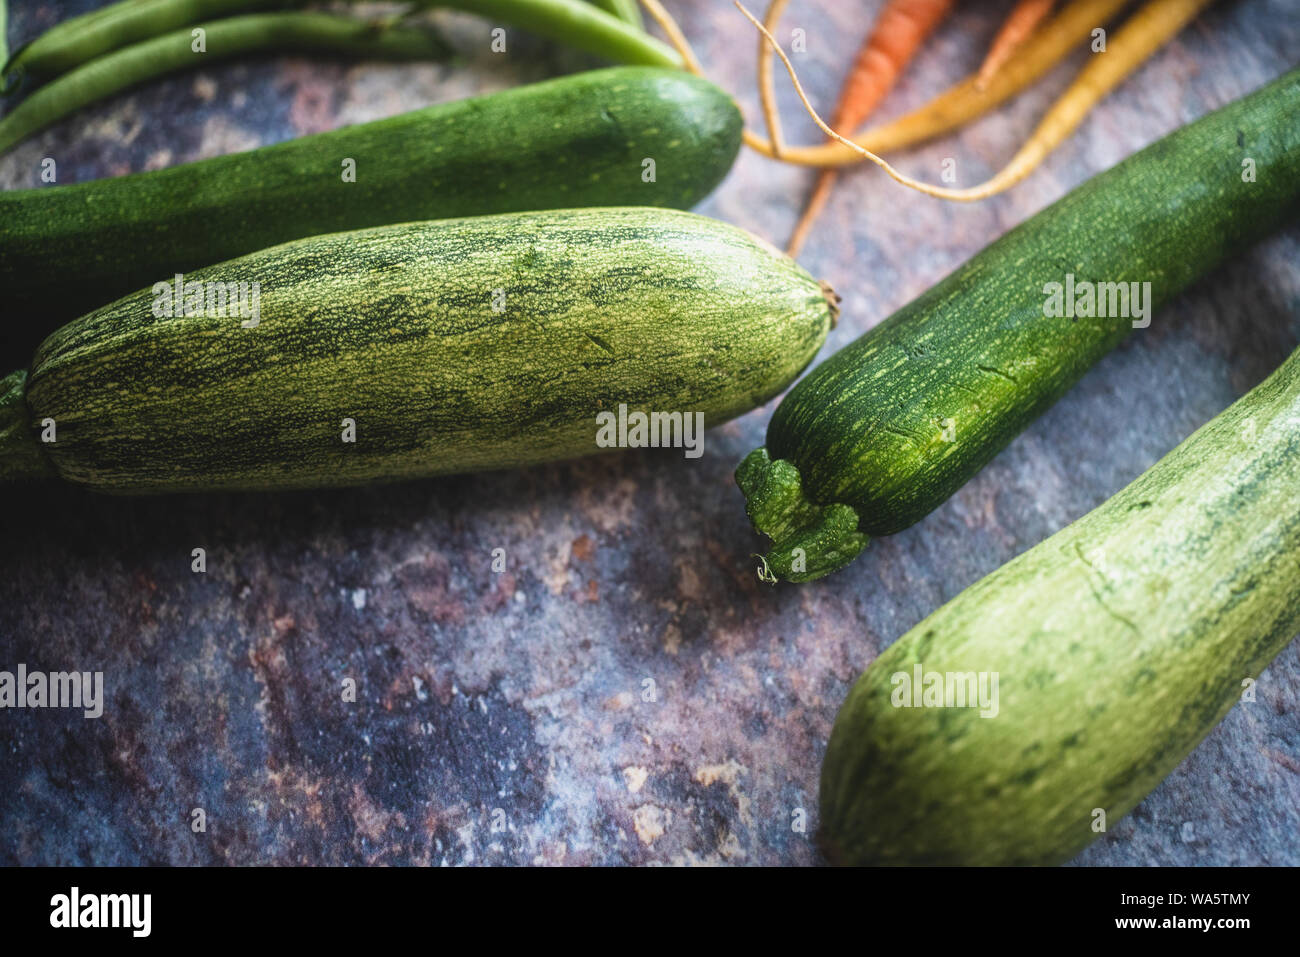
top-left (735, 447), bottom-right (868, 583)
top-left (0, 370), bottom-right (58, 483)
top-left (820, 280), bottom-right (841, 329)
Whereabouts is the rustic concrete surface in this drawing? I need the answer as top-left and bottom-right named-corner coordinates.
top-left (0, 1), bottom-right (1297, 866)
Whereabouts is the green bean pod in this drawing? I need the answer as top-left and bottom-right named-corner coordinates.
top-left (588, 0), bottom-right (644, 29)
top-left (0, 12), bottom-right (453, 155)
top-left (2, 0), bottom-right (675, 89)
top-left (3, 0), bottom-right (283, 88)
top-left (0, 0), bottom-right (9, 70)
top-left (435, 0), bottom-right (668, 63)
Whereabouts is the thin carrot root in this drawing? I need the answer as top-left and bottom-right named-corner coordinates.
top-left (738, 0), bottom-right (1213, 202)
top-left (787, 171), bottom-right (836, 257)
top-left (757, 0), bottom-right (791, 156)
top-left (977, 0), bottom-right (1056, 92)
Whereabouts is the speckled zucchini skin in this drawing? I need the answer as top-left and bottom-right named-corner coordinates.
top-left (20, 207), bottom-right (833, 493)
top-left (739, 69), bottom-right (1300, 582)
top-left (820, 344), bottom-right (1300, 865)
top-left (0, 67), bottom-right (742, 339)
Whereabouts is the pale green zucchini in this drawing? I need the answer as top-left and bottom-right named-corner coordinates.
top-left (0, 207), bottom-right (835, 493)
top-left (820, 343), bottom-right (1300, 865)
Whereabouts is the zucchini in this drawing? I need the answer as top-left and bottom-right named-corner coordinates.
top-left (820, 342), bottom-right (1300, 865)
top-left (737, 69), bottom-right (1300, 583)
top-left (1, 207), bottom-right (835, 493)
top-left (0, 66), bottom-right (741, 348)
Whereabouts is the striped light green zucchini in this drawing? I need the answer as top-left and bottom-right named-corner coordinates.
top-left (820, 343), bottom-right (1300, 865)
top-left (1, 208), bottom-right (836, 493)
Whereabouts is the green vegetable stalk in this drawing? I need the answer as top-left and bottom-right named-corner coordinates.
top-left (0, 370), bottom-right (56, 483)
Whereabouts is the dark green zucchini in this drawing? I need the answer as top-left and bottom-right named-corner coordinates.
top-left (0, 66), bottom-right (741, 349)
top-left (0, 207), bottom-right (835, 493)
top-left (820, 341), bottom-right (1300, 865)
top-left (737, 68), bottom-right (1300, 583)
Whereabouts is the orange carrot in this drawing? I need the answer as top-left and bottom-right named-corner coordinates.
top-left (788, 0), bottom-right (956, 256)
top-left (976, 0), bottom-right (1055, 91)
top-left (836, 0), bottom-right (958, 130)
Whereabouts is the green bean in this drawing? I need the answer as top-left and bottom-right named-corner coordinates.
top-left (2, 0), bottom-right (676, 88)
top-left (0, 12), bottom-right (453, 155)
top-left (587, 0), bottom-right (644, 30)
top-left (3, 0), bottom-right (284, 87)
top-left (435, 0), bottom-right (668, 63)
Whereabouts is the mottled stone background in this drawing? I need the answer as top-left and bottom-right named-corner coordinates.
top-left (1, 1), bottom-right (1297, 866)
